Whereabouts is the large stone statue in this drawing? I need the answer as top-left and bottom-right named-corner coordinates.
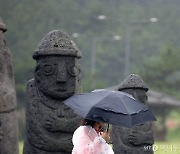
top-left (112, 74), bottom-right (154, 154)
top-left (0, 17), bottom-right (19, 154)
top-left (23, 30), bottom-right (82, 154)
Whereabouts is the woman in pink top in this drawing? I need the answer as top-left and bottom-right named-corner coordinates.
top-left (72, 119), bottom-right (114, 154)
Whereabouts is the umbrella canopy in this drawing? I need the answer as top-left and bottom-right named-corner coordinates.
top-left (64, 89), bottom-right (156, 128)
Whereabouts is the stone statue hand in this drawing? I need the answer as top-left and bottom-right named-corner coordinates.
top-left (128, 130), bottom-right (144, 145)
top-left (44, 116), bottom-right (61, 132)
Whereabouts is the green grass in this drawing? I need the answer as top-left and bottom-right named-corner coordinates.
top-left (19, 141), bottom-right (23, 154)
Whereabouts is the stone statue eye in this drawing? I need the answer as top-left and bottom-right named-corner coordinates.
top-left (68, 66), bottom-right (80, 77)
top-left (43, 64), bottom-right (54, 75)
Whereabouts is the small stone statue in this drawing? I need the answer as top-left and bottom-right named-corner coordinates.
top-left (0, 17), bottom-right (19, 154)
top-left (23, 30), bottom-right (82, 154)
top-left (112, 74), bottom-right (154, 154)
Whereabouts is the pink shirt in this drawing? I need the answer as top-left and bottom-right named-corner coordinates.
top-left (72, 126), bottom-right (114, 154)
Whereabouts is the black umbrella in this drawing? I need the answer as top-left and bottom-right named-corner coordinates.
top-left (64, 89), bottom-right (156, 128)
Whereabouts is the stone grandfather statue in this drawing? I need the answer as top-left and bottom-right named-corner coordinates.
top-left (0, 17), bottom-right (19, 154)
top-left (112, 74), bottom-right (154, 154)
top-left (23, 30), bottom-right (82, 154)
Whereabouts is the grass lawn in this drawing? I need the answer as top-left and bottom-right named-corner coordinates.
top-left (19, 141), bottom-right (23, 154)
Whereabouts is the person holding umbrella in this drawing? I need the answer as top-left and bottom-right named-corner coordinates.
top-left (72, 119), bottom-right (114, 154)
top-left (64, 89), bottom-right (156, 154)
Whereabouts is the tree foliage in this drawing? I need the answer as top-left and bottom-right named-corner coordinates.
top-left (1, 0), bottom-right (180, 106)
top-left (138, 46), bottom-right (180, 98)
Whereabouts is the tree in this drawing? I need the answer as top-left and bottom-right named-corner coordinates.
top-left (138, 46), bottom-right (180, 98)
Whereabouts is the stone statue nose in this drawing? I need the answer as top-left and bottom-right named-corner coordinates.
top-left (56, 67), bottom-right (67, 82)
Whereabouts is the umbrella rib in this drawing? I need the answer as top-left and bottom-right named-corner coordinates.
top-left (117, 93), bottom-right (148, 114)
top-left (116, 93), bottom-right (129, 113)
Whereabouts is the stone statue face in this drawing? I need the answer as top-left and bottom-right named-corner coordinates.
top-left (135, 89), bottom-right (148, 104)
top-left (35, 56), bottom-right (80, 100)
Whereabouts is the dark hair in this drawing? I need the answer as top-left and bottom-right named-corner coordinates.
top-left (81, 119), bottom-right (96, 127)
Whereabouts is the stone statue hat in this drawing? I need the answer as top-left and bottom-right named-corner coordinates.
top-left (118, 74), bottom-right (149, 92)
top-left (33, 30), bottom-right (82, 60)
top-left (0, 17), bottom-right (7, 32)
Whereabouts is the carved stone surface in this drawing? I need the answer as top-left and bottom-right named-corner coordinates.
top-left (118, 74), bottom-right (148, 92)
top-left (23, 30), bottom-right (82, 154)
top-left (0, 17), bottom-right (19, 154)
top-left (112, 74), bottom-right (154, 154)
